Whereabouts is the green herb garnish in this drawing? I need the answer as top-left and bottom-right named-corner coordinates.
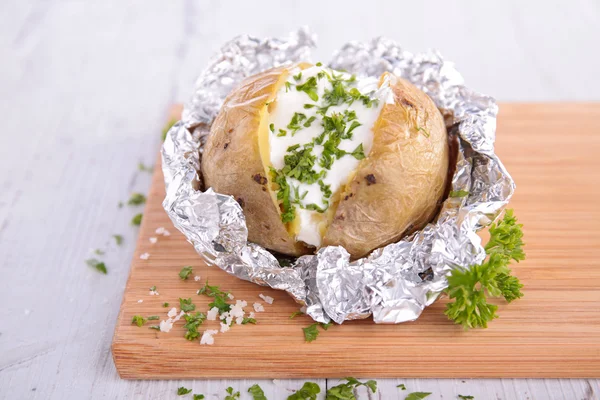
top-left (287, 382), bottom-right (321, 400)
top-left (183, 311), bottom-right (206, 341)
top-left (449, 190), bottom-right (469, 198)
top-left (224, 387), bottom-right (240, 400)
top-left (147, 315), bottom-right (159, 321)
top-left (242, 317), bottom-right (257, 325)
top-left (458, 395), bottom-right (474, 400)
top-left (445, 210), bottom-right (525, 329)
top-left (131, 213), bottom-right (143, 226)
top-left (138, 162), bottom-right (153, 172)
top-left (325, 377), bottom-right (377, 399)
top-left (149, 325), bottom-right (160, 330)
top-left (127, 193), bottom-right (146, 206)
top-left (290, 311), bottom-right (304, 319)
top-left (177, 387), bottom-right (192, 395)
top-left (405, 392), bottom-right (432, 400)
top-left (179, 298), bottom-right (196, 313)
top-left (193, 395), bottom-right (205, 400)
top-left (150, 285), bottom-right (156, 291)
top-left (131, 315), bottom-right (146, 327)
top-left (397, 383), bottom-right (406, 390)
top-left (112, 234), bottom-right (123, 245)
top-left (94, 249), bottom-right (105, 255)
top-left (303, 324), bottom-right (320, 342)
top-left (269, 123), bottom-right (275, 133)
top-left (293, 72), bottom-right (303, 81)
top-left (296, 76), bottom-right (319, 101)
top-left (162, 118), bottom-right (177, 141)
top-left (316, 62), bottom-right (322, 67)
top-left (179, 266), bottom-right (193, 280)
top-left (86, 258), bottom-right (107, 274)
top-left (248, 384), bottom-right (267, 400)
top-left (197, 280), bottom-right (232, 314)
top-left (162, 302), bottom-right (169, 307)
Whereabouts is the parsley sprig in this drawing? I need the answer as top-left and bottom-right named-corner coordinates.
top-left (287, 382), bottom-right (321, 400)
top-left (325, 377), bottom-right (377, 399)
top-left (197, 281), bottom-right (232, 314)
top-left (444, 209), bottom-right (525, 329)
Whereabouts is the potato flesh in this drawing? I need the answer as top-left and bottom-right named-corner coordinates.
top-left (202, 66), bottom-right (449, 259)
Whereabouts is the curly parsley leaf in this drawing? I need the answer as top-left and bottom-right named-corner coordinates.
top-left (193, 395), bottom-right (205, 400)
top-left (179, 266), bottom-right (193, 280)
top-left (177, 386), bottom-right (192, 395)
top-left (197, 280), bottom-right (232, 314)
top-left (444, 209), bottom-right (525, 329)
top-left (405, 392), bottom-right (432, 400)
top-left (287, 382), bottom-right (321, 400)
top-left (248, 384), bottom-right (267, 400)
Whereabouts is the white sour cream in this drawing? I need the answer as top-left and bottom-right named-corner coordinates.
top-left (268, 65), bottom-right (393, 247)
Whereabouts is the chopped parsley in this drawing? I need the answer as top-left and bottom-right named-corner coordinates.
top-left (177, 387), bottom-right (192, 395)
top-left (127, 193), bottom-right (146, 206)
top-left (241, 317), bottom-right (257, 325)
top-left (138, 162), bottom-right (153, 172)
top-left (112, 234), bottom-right (123, 245)
top-left (303, 324), bottom-right (319, 342)
top-left (183, 312), bottom-right (206, 340)
top-left (86, 258), bottom-right (107, 274)
top-left (147, 315), bottom-right (159, 321)
top-left (290, 311), bottom-right (304, 319)
top-left (405, 392), bottom-right (432, 400)
top-left (149, 325), bottom-right (160, 330)
top-left (397, 383), bottom-right (406, 390)
top-left (193, 395), bottom-right (205, 400)
top-left (131, 213), bottom-right (143, 226)
top-left (131, 315), bottom-right (146, 327)
top-left (445, 210), bottom-right (525, 329)
top-left (296, 76), bottom-right (319, 101)
top-left (248, 384), bottom-right (267, 400)
top-left (162, 302), bottom-right (169, 307)
top-left (449, 190), bottom-right (469, 198)
top-left (287, 382), bottom-right (320, 400)
top-left (162, 118), bottom-right (177, 141)
top-left (94, 249), bottom-right (105, 255)
top-left (325, 377), bottom-right (377, 399)
top-left (179, 266), bottom-right (193, 280)
top-left (458, 396), bottom-right (474, 400)
top-left (197, 281), bottom-right (232, 314)
top-left (179, 298), bottom-right (196, 313)
top-left (150, 285), bottom-right (156, 291)
top-left (224, 387), bottom-right (240, 400)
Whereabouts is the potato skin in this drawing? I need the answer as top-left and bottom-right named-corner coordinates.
top-left (321, 75), bottom-right (449, 258)
top-left (201, 65), bottom-right (312, 256)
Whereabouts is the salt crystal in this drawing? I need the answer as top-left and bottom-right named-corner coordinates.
top-left (253, 303), bottom-right (265, 312)
top-left (259, 294), bottom-right (274, 304)
top-left (207, 307), bottom-right (219, 321)
top-left (194, 275), bottom-right (201, 281)
top-left (236, 316), bottom-right (244, 325)
top-left (155, 227), bottom-right (165, 235)
top-left (174, 310), bottom-right (186, 322)
top-left (137, 300), bottom-right (143, 303)
top-left (227, 293), bottom-right (234, 300)
top-left (200, 329), bottom-right (218, 345)
top-left (220, 322), bottom-right (230, 333)
top-left (225, 316), bottom-right (233, 326)
top-left (160, 319), bottom-right (173, 333)
top-left (167, 307), bottom-right (178, 318)
top-left (149, 237), bottom-right (157, 244)
top-left (139, 252), bottom-right (150, 260)
top-left (249, 311), bottom-right (255, 319)
top-left (163, 230), bottom-right (171, 236)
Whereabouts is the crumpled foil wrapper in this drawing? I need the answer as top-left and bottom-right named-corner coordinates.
top-left (162, 27), bottom-right (514, 324)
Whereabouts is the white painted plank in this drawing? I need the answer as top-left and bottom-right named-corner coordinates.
top-left (0, 0), bottom-right (599, 399)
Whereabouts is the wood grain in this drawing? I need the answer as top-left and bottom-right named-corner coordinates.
top-left (112, 103), bottom-right (600, 379)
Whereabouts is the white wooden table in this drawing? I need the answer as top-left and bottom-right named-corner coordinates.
top-left (1, 1), bottom-right (599, 399)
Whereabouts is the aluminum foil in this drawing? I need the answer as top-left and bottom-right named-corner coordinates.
top-left (162, 27), bottom-right (514, 324)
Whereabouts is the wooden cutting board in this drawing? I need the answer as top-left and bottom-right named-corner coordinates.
top-left (112, 103), bottom-right (600, 379)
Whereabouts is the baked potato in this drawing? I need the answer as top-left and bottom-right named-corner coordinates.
top-left (201, 63), bottom-right (449, 259)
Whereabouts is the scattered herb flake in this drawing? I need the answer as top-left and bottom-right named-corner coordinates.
top-left (147, 315), bottom-right (159, 321)
top-left (449, 190), bottom-right (469, 198)
top-left (287, 382), bottom-right (320, 400)
top-left (179, 266), bottom-right (193, 280)
top-left (86, 258), bottom-right (107, 274)
top-left (149, 325), bottom-right (160, 330)
top-left (303, 324), bottom-right (319, 342)
top-left (138, 162), bottom-right (153, 172)
top-left (458, 396), bottom-right (474, 400)
top-left (131, 213), bottom-right (143, 226)
top-left (405, 393), bottom-right (432, 400)
top-left (162, 118), bottom-right (177, 141)
top-left (224, 386), bottom-right (240, 400)
top-left (193, 395), bottom-right (205, 400)
top-left (397, 383), bottom-right (406, 390)
top-left (112, 234), bottom-right (123, 245)
top-left (131, 315), bottom-right (146, 327)
top-left (290, 311), bottom-right (304, 319)
top-left (162, 302), bottom-right (169, 307)
top-left (177, 386), bottom-right (192, 395)
top-left (183, 311), bottom-right (206, 341)
top-left (150, 285), bottom-right (156, 291)
top-left (179, 298), bottom-right (196, 313)
top-left (127, 193), bottom-right (146, 206)
top-left (248, 384), bottom-right (267, 400)
top-left (94, 249), bottom-right (105, 255)
top-left (241, 317), bottom-right (257, 325)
